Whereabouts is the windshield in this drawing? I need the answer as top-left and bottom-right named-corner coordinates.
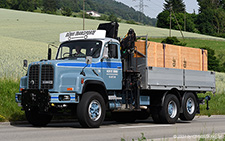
top-left (56, 40), bottom-right (102, 59)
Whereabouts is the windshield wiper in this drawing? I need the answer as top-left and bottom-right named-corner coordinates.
top-left (58, 57), bottom-right (71, 60)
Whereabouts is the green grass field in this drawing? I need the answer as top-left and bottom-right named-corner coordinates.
top-left (0, 8), bottom-right (225, 77)
top-left (199, 92), bottom-right (225, 116)
top-left (216, 72), bottom-right (225, 94)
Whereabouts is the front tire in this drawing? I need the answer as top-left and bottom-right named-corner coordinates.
top-left (77, 91), bottom-right (106, 128)
top-left (180, 92), bottom-right (197, 121)
top-left (25, 109), bottom-right (53, 127)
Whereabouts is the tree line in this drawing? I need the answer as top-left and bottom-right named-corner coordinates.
top-left (0, 0), bottom-right (157, 26)
top-left (157, 0), bottom-right (225, 38)
top-left (157, 0), bottom-right (225, 72)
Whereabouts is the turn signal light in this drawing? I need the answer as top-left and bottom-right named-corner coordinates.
top-left (67, 88), bottom-right (74, 91)
top-left (81, 78), bottom-right (84, 84)
top-left (20, 88), bottom-right (24, 92)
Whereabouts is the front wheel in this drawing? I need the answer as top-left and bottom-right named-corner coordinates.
top-left (25, 109), bottom-right (53, 127)
top-left (77, 91), bottom-right (106, 128)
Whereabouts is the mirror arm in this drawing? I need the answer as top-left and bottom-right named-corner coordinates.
top-left (47, 43), bottom-right (58, 60)
top-left (23, 60), bottom-right (28, 72)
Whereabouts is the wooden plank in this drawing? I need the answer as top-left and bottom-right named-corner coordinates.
top-left (164, 44), bottom-right (180, 69)
top-left (147, 41), bottom-right (157, 66)
top-left (135, 40), bottom-right (146, 57)
top-left (203, 49), bottom-right (208, 71)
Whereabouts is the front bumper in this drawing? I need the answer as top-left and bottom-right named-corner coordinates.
top-left (16, 91), bottom-right (79, 104)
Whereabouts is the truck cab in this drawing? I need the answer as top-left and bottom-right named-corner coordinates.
top-left (16, 29), bottom-right (125, 127)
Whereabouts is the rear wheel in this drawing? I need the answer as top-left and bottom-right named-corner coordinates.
top-left (151, 107), bottom-right (161, 123)
top-left (77, 91), bottom-right (106, 128)
top-left (159, 94), bottom-right (180, 124)
top-left (25, 109), bottom-right (52, 127)
top-left (136, 109), bottom-right (150, 120)
top-left (180, 92), bottom-right (197, 121)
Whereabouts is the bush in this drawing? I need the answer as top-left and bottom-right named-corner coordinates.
top-left (201, 47), bottom-right (221, 72)
top-left (126, 20), bottom-right (137, 25)
top-left (61, 7), bottom-right (72, 17)
top-left (161, 36), bottom-right (187, 46)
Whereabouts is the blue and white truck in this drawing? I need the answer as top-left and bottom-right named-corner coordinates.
top-left (16, 23), bottom-right (215, 128)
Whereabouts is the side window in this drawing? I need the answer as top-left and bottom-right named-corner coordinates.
top-left (59, 46), bottom-right (70, 58)
top-left (108, 44), bottom-right (118, 59)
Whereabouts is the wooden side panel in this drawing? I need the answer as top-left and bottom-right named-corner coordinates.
top-left (135, 40), bottom-right (146, 57)
top-left (164, 44), bottom-right (180, 69)
top-left (148, 41), bottom-right (157, 67)
top-left (203, 49), bottom-right (208, 71)
top-left (181, 47), bottom-right (201, 71)
top-left (156, 42), bottom-right (164, 68)
top-left (134, 40), bottom-right (208, 71)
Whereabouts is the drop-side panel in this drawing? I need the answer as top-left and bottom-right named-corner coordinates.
top-left (184, 69), bottom-right (215, 92)
top-left (147, 67), bottom-right (183, 90)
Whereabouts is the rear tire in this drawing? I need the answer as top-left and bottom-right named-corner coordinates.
top-left (151, 107), bottom-right (162, 123)
top-left (159, 94), bottom-right (180, 124)
top-left (25, 109), bottom-right (52, 127)
top-left (136, 109), bottom-right (150, 120)
top-left (180, 92), bottom-right (197, 121)
top-left (77, 91), bottom-right (106, 128)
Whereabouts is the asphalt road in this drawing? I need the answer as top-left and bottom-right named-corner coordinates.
top-left (0, 115), bottom-right (225, 141)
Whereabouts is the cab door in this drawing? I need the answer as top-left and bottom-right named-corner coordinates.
top-left (101, 43), bottom-right (122, 90)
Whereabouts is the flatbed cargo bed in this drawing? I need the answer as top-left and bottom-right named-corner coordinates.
top-left (134, 39), bottom-right (215, 93)
top-left (146, 67), bottom-right (215, 92)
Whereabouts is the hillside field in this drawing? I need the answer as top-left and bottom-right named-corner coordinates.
top-left (0, 8), bottom-right (225, 78)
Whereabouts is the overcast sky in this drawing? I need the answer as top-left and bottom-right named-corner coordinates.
top-left (115, 0), bottom-right (199, 18)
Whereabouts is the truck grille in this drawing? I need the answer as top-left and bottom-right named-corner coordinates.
top-left (28, 64), bottom-right (54, 89)
top-left (28, 65), bottom-right (40, 89)
top-left (41, 65), bottom-right (54, 89)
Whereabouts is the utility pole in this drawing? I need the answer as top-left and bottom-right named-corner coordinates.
top-left (184, 11), bottom-right (186, 31)
top-left (169, 5), bottom-right (172, 37)
top-left (133, 0), bottom-right (149, 23)
top-left (171, 8), bottom-right (185, 40)
top-left (83, 0), bottom-right (85, 30)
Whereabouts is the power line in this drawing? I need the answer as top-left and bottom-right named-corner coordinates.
top-left (132, 0), bottom-right (150, 22)
top-left (133, 0), bottom-right (149, 14)
top-left (150, 1), bottom-right (163, 9)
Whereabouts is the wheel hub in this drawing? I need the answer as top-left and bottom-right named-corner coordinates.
top-left (186, 98), bottom-right (195, 114)
top-left (168, 101), bottom-right (177, 118)
top-left (88, 100), bottom-right (102, 121)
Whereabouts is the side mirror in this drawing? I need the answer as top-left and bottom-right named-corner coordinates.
top-left (23, 60), bottom-right (28, 67)
top-left (86, 56), bottom-right (92, 64)
top-left (102, 45), bottom-right (108, 59)
top-left (48, 48), bottom-right (52, 60)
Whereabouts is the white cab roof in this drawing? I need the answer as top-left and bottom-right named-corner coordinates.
top-left (60, 30), bottom-right (106, 43)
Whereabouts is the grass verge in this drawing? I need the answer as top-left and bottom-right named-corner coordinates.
top-left (0, 78), bottom-right (25, 122)
top-left (199, 92), bottom-right (225, 116)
